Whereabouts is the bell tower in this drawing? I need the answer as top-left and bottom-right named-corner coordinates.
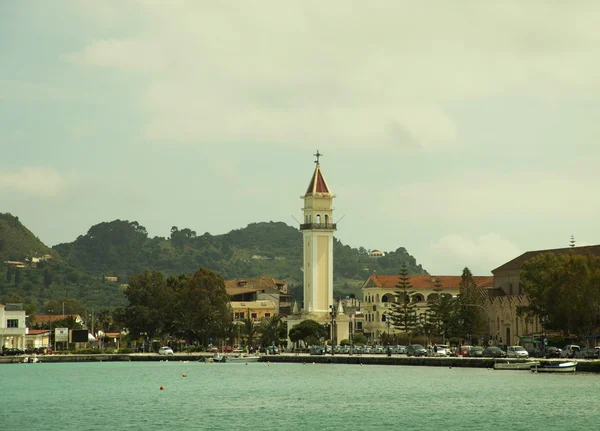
top-left (300, 150), bottom-right (335, 314)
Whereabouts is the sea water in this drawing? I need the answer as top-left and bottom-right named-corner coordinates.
top-left (1, 361), bottom-right (599, 430)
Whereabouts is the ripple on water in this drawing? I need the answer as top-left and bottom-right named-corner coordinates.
top-left (2, 362), bottom-right (600, 430)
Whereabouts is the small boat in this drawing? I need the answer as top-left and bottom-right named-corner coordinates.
top-left (494, 361), bottom-right (540, 370)
top-left (224, 355), bottom-right (260, 363)
top-left (532, 361), bottom-right (577, 373)
top-left (23, 356), bottom-right (40, 364)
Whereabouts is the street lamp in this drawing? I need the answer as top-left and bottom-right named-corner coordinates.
top-left (329, 305), bottom-right (336, 353)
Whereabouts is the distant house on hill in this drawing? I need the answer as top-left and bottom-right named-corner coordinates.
top-left (369, 250), bottom-right (385, 257)
top-left (104, 276), bottom-right (118, 282)
top-left (4, 261), bottom-right (25, 268)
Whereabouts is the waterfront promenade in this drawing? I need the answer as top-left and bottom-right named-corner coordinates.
top-left (3, 352), bottom-right (600, 372)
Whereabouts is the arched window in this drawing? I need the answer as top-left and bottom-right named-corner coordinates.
top-left (382, 314), bottom-right (387, 322)
top-left (324, 214), bottom-right (329, 226)
top-left (412, 294), bottom-right (424, 303)
top-left (316, 214), bottom-right (321, 224)
top-left (427, 293), bottom-right (439, 302)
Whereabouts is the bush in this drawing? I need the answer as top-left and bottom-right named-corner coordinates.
top-left (119, 348), bottom-right (134, 354)
top-left (105, 348), bottom-right (114, 354)
top-left (340, 339), bottom-right (350, 346)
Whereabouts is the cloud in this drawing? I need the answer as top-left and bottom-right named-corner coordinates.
top-left (369, 171), bottom-right (600, 222)
top-left (430, 233), bottom-right (522, 273)
top-left (0, 167), bottom-right (79, 198)
top-left (60, 1), bottom-right (600, 149)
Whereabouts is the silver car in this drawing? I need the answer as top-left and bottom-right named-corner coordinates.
top-left (506, 346), bottom-right (529, 358)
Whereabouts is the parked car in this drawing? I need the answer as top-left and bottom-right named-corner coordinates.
top-left (435, 344), bottom-right (450, 357)
top-left (1, 348), bottom-right (24, 356)
top-left (406, 344), bottom-right (428, 357)
top-left (310, 346), bottom-right (326, 355)
top-left (482, 347), bottom-right (507, 358)
top-left (459, 345), bottom-right (473, 356)
top-left (507, 346), bottom-right (529, 358)
top-left (158, 346), bottom-right (174, 355)
top-left (469, 347), bottom-right (485, 357)
top-left (545, 346), bottom-right (562, 358)
top-left (265, 345), bottom-right (280, 355)
top-left (561, 345), bottom-right (580, 359)
top-left (397, 345), bottom-right (407, 354)
top-left (575, 347), bottom-right (598, 359)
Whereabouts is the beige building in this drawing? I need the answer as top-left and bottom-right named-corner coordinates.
top-left (286, 154), bottom-right (349, 346)
top-left (0, 303), bottom-right (27, 350)
top-left (362, 274), bottom-right (493, 342)
top-left (225, 277), bottom-right (292, 316)
top-left (483, 244), bottom-right (600, 346)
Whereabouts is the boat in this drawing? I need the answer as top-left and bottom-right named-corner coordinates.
top-left (494, 361), bottom-right (540, 370)
top-left (531, 361), bottom-right (577, 373)
top-left (224, 355), bottom-right (260, 363)
top-left (23, 356), bottom-right (40, 364)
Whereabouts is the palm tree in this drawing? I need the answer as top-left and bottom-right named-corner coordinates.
top-left (260, 315), bottom-right (283, 348)
top-left (242, 317), bottom-right (259, 350)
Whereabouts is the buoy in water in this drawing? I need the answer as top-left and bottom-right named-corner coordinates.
top-left (182, 374), bottom-right (187, 377)
top-left (160, 386), bottom-right (164, 390)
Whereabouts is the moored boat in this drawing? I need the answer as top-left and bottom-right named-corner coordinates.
top-left (532, 361), bottom-right (577, 373)
top-left (494, 361), bottom-right (539, 370)
top-left (224, 355), bottom-right (260, 363)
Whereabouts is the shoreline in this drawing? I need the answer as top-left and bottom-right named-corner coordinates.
top-left (3, 353), bottom-right (600, 372)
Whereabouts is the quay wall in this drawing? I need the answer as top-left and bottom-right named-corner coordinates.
top-left (2, 354), bottom-right (600, 372)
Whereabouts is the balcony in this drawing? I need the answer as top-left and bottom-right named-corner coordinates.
top-left (299, 223), bottom-right (337, 231)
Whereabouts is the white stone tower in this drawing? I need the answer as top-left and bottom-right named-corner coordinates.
top-left (300, 150), bottom-right (335, 315)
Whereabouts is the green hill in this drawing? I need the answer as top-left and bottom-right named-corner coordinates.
top-left (53, 219), bottom-right (428, 299)
top-left (0, 214), bottom-right (126, 312)
top-left (0, 215), bottom-right (428, 311)
top-left (0, 213), bottom-right (52, 261)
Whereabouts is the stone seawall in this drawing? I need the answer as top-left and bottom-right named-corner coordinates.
top-left (2, 354), bottom-right (600, 372)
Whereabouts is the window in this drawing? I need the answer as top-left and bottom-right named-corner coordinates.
top-left (234, 312), bottom-right (245, 320)
top-left (7, 319), bottom-right (18, 328)
top-left (382, 314), bottom-right (386, 322)
top-left (316, 214), bottom-right (321, 224)
top-left (251, 312), bottom-right (257, 319)
top-left (264, 312), bottom-right (271, 317)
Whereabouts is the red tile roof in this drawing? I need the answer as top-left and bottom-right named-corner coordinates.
top-left (305, 164), bottom-right (331, 195)
top-left (365, 275), bottom-right (493, 290)
top-left (27, 329), bottom-right (50, 335)
top-left (33, 314), bottom-right (80, 324)
top-left (492, 245), bottom-right (600, 273)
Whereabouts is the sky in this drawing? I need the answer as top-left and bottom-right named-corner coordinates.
top-left (1, 1), bottom-right (600, 276)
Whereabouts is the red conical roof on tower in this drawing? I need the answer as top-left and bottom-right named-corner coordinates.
top-left (305, 163), bottom-right (331, 196)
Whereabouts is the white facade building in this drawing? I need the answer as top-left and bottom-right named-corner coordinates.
top-left (0, 303), bottom-right (27, 350)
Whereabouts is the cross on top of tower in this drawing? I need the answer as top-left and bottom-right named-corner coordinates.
top-left (314, 150), bottom-right (323, 164)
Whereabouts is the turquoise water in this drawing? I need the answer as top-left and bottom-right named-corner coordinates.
top-left (2, 361), bottom-right (600, 430)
